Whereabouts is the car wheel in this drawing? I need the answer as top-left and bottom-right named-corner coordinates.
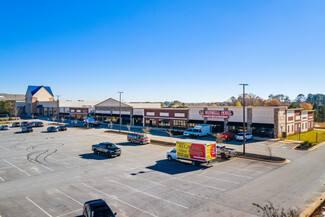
top-left (140, 141), bottom-right (143, 145)
top-left (107, 153), bottom-right (111, 158)
top-left (94, 150), bottom-right (98, 155)
top-left (168, 156), bottom-right (172, 161)
top-left (221, 153), bottom-right (227, 159)
top-left (129, 139), bottom-right (132, 143)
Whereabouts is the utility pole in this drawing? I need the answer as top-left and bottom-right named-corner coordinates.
top-left (239, 84), bottom-right (248, 154)
top-left (118, 91), bottom-right (123, 132)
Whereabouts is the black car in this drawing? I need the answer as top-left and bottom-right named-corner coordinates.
top-left (83, 199), bottom-right (116, 217)
top-left (92, 143), bottom-right (121, 157)
top-left (22, 126), bottom-right (33, 133)
top-left (34, 122), bottom-right (44, 127)
top-left (57, 125), bottom-right (67, 131)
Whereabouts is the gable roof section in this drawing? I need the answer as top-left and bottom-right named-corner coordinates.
top-left (95, 98), bottom-right (132, 108)
top-left (28, 85), bottom-right (54, 97)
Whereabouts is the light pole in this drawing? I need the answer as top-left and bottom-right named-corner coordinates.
top-left (118, 91), bottom-right (123, 132)
top-left (56, 95), bottom-right (60, 122)
top-left (239, 84), bottom-right (248, 154)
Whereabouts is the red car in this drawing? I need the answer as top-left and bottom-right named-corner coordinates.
top-left (219, 132), bottom-right (234, 141)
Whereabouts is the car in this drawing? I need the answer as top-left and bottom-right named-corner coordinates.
top-left (0, 125), bottom-right (9, 130)
top-left (28, 122), bottom-right (36, 127)
top-left (127, 132), bottom-right (150, 144)
top-left (57, 125), bottom-right (67, 131)
top-left (219, 132), bottom-right (235, 141)
top-left (83, 199), bottom-right (116, 217)
top-left (22, 126), bottom-right (33, 133)
top-left (34, 122), bottom-right (44, 127)
top-left (183, 128), bottom-right (194, 136)
top-left (92, 142), bottom-right (121, 157)
top-left (12, 122), bottom-right (21, 127)
top-left (235, 132), bottom-right (253, 141)
top-left (47, 126), bottom-right (58, 132)
top-left (21, 121), bottom-right (29, 127)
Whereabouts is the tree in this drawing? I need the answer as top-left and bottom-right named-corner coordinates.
top-left (300, 102), bottom-right (313, 110)
top-left (235, 101), bottom-right (242, 106)
top-left (295, 94), bottom-right (306, 104)
top-left (288, 102), bottom-right (299, 109)
top-left (265, 99), bottom-right (281, 106)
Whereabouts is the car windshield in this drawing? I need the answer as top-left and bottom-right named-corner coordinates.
top-left (105, 144), bottom-right (117, 148)
top-left (140, 135), bottom-right (147, 138)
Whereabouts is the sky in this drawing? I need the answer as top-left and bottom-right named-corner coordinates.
top-left (0, 0), bottom-right (324, 103)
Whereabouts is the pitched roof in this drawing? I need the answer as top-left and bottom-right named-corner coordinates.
top-left (28, 85), bottom-right (54, 96)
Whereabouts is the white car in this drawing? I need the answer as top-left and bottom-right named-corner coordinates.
top-left (183, 128), bottom-right (194, 136)
top-left (0, 125), bottom-right (9, 130)
top-left (235, 133), bottom-right (253, 141)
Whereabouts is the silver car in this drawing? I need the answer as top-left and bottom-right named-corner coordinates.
top-left (0, 125), bottom-right (9, 130)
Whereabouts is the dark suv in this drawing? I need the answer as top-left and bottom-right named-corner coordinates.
top-left (83, 199), bottom-right (116, 217)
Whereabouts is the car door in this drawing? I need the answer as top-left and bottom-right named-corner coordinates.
top-left (170, 148), bottom-right (177, 159)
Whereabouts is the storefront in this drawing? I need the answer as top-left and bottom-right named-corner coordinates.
top-left (143, 108), bottom-right (189, 129)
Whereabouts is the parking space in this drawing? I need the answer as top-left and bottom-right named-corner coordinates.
top-left (0, 123), bottom-right (292, 217)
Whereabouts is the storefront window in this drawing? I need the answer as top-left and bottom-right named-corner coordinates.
top-left (158, 119), bottom-right (170, 128)
top-left (145, 119), bottom-right (157, 127)
top-left (173, 120), bottom-right (186, 129)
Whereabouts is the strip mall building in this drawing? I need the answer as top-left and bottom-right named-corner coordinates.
top-left (94, 98), bottom-right (314, 138)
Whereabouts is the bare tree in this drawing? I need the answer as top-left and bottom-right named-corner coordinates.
top-left (253, 201), bottom-right (299, 217)
top-left (265, 141), bottom-right (272, 157)
top-left (212, 133), bottom-right (224, 144)
top-left (142, 127), bottom-right (151, 134)
top-left (126, 124), bottom-right (131, 132)
top-left (165, 130), bottom-right (174, 144)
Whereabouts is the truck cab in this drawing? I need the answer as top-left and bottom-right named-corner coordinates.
top-left (167, 148), bottom-right (177, 161)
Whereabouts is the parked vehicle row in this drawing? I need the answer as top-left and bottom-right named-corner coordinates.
top-left (47, 126), bottom-right (68, 132)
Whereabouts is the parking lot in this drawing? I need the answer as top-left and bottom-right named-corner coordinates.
top-left (0, 123), bottom-right (319, 217)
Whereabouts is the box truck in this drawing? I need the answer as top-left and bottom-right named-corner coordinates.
top-left (166, 139), bottom-right (216, 166)
top-left (189, 124), bottom-right (212, 137)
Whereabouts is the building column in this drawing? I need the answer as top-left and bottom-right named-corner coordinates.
top-left (247, 108), bottom-right (252, 134)
top-left (224, 108), bottom-right (229, 132)
top-left (274, 108), bottom-right (280, 138)
top-left (203, 107), bottom-right (208, 124)
top-left (130, 109), bottom-right (134, 126)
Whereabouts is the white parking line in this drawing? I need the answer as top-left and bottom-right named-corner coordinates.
top-left (81, 182), bottom-right (158, 217)
top-left (3, 159), bottom-right (31, 176)
top-left (134, 176), bottom-right (210, 199)
top-left (0, 176), bottom-right (4, 181)
top-left (56, 208), bottom-right (82, 217)
top-left (226, 165), bottom-right (264, 174)
top-left (40, 164), bottom-right (55, 172)
top-left (211, 170), bottom-right (252, 179)
top-left (0, 146), bottom-right (9, 151)
top-left (170, 176), bottom-right (226, 191)
top-left (25, 196), bottom-right (52, 217)
top-left (55, 189), bottom-right (83, 205)
top-left (191, 173), bottom-right (240, 184)
top-left (104, 177), bottom-right (188, 209)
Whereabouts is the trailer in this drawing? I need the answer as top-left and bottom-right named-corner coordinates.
top-left (167, 139), bottom-right (216, 166)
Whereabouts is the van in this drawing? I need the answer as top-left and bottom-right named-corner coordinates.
top-left (127, 133), bottom-right (150, 144)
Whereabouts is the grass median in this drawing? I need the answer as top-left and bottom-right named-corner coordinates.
top-left (286, 130), bottom-right (325, 144)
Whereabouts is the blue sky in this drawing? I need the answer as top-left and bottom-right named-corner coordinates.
top-left (0, 0), bottom-right (324, 102)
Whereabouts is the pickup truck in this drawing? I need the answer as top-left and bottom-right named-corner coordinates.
top-left (216, 144), bottom-right (236, 159)
top-left (92, 142), bottom-right (121, 158)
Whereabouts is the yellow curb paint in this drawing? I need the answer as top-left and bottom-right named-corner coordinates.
top-left (299, 192), bottom-right (325, 217)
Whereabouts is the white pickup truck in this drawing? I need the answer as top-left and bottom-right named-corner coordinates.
top-left (216, 144), bottom-right (236, 159)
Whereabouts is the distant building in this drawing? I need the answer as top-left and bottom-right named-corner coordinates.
top-left (0, 93), bottom-right (25, 101)
top-left (25, 85), bottom-right (55, 116)
top-left (59, 100), bottom-right (100, 120)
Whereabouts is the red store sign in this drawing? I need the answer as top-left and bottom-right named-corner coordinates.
top-left (199, 110), bottom-right (233, 119)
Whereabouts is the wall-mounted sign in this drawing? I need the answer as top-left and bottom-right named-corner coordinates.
top-left (199, 110), bottom-right (233, 119)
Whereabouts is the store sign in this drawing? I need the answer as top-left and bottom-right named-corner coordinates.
top-left (199, 110), bottom-right (233, 119)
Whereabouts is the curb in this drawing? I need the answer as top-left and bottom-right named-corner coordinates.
top-left (299, 192), bottom-right (325, 217)
top-left (235, 153), bottom-right (289, 164)
top-left (292, 141), bottom-right (325, 151)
